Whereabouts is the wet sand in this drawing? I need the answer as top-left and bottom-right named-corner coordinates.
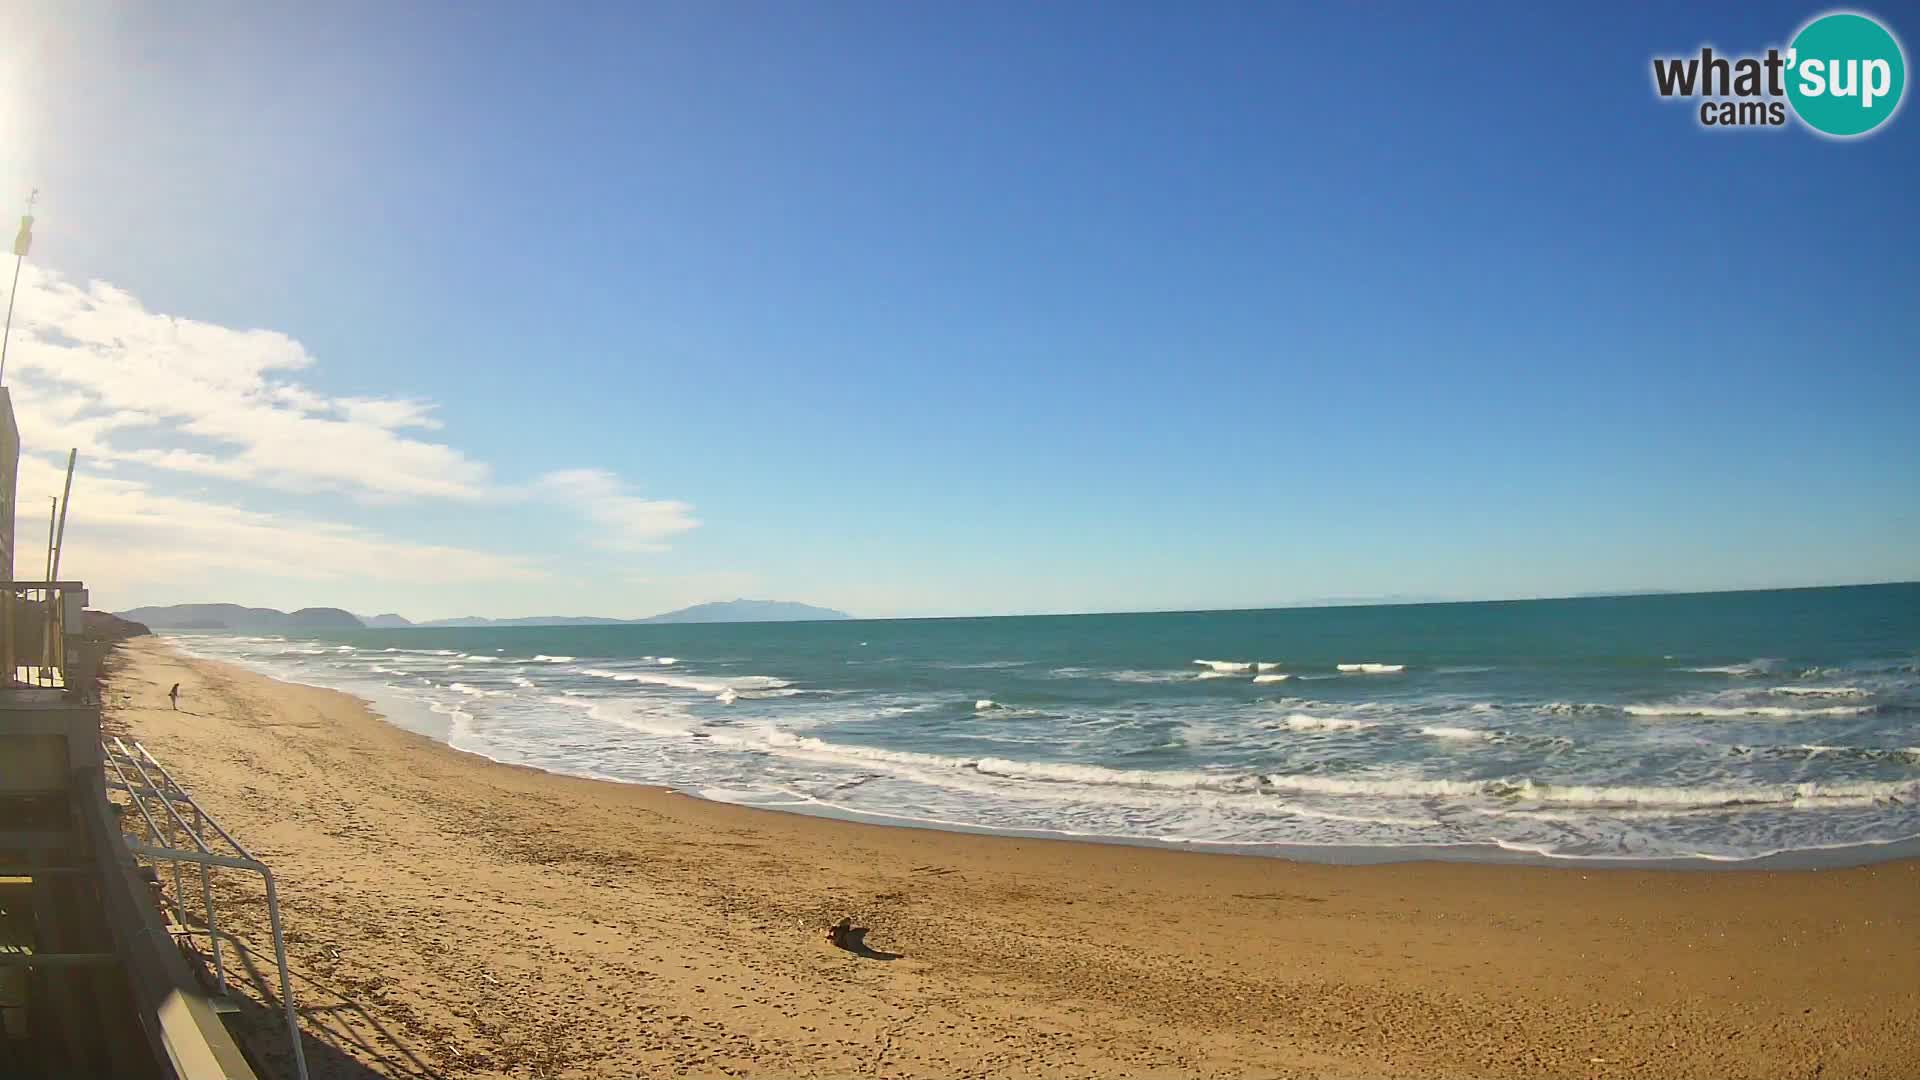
top-left (105, 637), bottom-right (1918, 1079)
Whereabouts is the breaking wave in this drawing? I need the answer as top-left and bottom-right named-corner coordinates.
top-left (1420, 725), bottom-right (1493, 741)
top-left (1267, 713), bottom-right (1372, 733)
top-left (576, 668), bottom-right (791, 695)
top-left (1682, 660), bottom-right (1780, 676)
top-left (1626, 703), bottom-right (1875, 719)
top-left (739, 736), bottom-right (1920, 812)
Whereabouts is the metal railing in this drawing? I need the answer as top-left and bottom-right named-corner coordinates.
top-left (1, 580), bottom-right (86, 689)
top-left (102, 736), bottom-right (309, 1080)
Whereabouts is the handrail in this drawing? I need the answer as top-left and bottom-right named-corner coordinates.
top-left (104, 737), bottom-right (309, 1080)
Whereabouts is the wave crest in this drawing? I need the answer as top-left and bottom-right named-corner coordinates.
top-left (1626, 703), bottom-right (1874, 720)
top-left (1268, 713), bottom-right (1372, 733)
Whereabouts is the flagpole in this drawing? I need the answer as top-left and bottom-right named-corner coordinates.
top-left (0, 189), bottom-right (37, 387)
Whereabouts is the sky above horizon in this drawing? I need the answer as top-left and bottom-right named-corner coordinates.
top-left (0, 2), bottom-right (1914, 620)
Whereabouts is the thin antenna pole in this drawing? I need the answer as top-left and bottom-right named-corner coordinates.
top-left (42, 497), bottom-right (55, 582)
top-left (0, 189), bottom-right (36, 387)
top-left (49, 449), bottom-right (74, 583)
top-left (43, 450), bottom-right (75, 682)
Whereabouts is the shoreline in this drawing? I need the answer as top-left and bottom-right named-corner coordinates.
top-left (164, 634), bottom-right (1920, 873)
top-left (108, 637), bottom-right (1920, 1079)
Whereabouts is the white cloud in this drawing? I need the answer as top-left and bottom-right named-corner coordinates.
top-left (0, 266), bottom-right (705, 611)
top-left (539, 468), bottom-right (700, 553)
top-left (9, 266), bottom-right (488, 500)
top-left (13, 452), bottom-right (544, 596)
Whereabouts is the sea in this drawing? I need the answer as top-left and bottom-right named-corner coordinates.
top-left (163, 583), bottom-right (1920, 867)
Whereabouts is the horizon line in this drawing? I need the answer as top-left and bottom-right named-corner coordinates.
top-left (118, 578), bottom-right (1919, 628)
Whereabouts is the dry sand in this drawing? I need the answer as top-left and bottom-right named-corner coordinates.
top-left (103, 637), bottom-right (1917, 1079)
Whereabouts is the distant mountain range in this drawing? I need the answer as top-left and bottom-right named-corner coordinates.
top-left (117, 598), bottom-right (852, 630)
top-left (117, 603), bottom-right (365, 632)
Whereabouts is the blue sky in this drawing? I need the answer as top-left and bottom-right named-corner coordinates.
top-left (1, 1), bottom-right (1914, 618)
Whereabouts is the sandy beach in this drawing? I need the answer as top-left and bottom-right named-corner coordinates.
top-left (101, 637), bottom-right (1917, 1079)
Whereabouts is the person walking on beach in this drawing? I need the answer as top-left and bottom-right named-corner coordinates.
top-left (168, 682), bottom-right (180, 710)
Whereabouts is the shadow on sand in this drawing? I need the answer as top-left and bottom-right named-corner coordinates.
top-left (194, 934), bottom-right (449, 1080)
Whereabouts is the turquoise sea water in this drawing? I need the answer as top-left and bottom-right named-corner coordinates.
top-left (167, 583), bottom-right (1920, 865)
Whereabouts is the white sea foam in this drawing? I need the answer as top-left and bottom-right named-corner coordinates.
top-left (1102, 669), bottom-right (1190, 684)
top-left (1252, 673), bottom-right (1293, 684)
top-left (1681, 660), bottom-right (1780, 676)
top-left (656, 657), bottom-right (678, 665)
top-left (975, 699), bottom-right (998, 711)
top-left (574, 667), bottom-right (792, 695)
top-left (532, 654), bottom-right (575, 663)
top-left (1259, 773), bottom-right (1487, 799)
top-left (741, 734), bottom-right (1915, 816)
top-left (1625, 703), bottom-right (1874, 719)
top-left (1496, 778), bottom-right (1919, 810)
top-left (971, 758), bottom-right (1260, 793)
top-left (760, 731), bottom-right (970, 772)
top-left (1739, 744), bottom-right (1920, 763)
top-left (1420, 725), bottom-right (1491, 741)
top-left (426, 701), bottom-right (476, 742)
top-left (1194, 670), bottom-right (1238, 680)
top-left (584, 701), bottom-right (705, 738)
top-left (1337, 662), bottom-right (1405, 674)
top-left (1256, 662), bottom-right (1284, 671)
top-left (510, 676), bottom-right (536, 689)
top-left (1270, 713), bottom-right (1372, 733)
top-left (1194, 659), bottom-right (1254, 673)
top-left (1769, 685), bottom-right (1867, 697)
top-left (716, 688), bottom-right (739, 705)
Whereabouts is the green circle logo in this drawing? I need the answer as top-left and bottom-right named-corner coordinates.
top-left (1786, 12), bottom-right (1906, 137)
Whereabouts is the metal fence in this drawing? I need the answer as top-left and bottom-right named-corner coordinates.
top-left (102, 736), bottom-right (309, 1080)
